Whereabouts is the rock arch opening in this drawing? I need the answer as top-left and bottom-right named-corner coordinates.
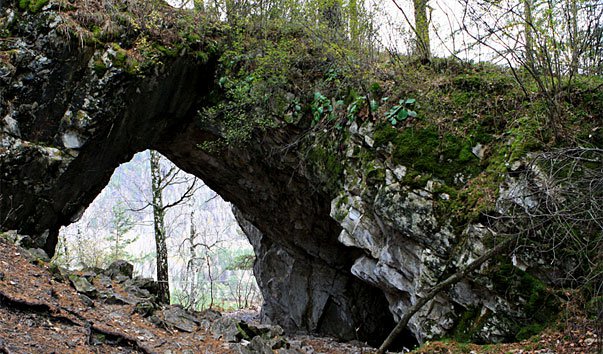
top-left (56, 150), bottom-right (262, 311)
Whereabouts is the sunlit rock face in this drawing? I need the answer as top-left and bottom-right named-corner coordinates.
top-left (0, 3), bottom-right (396, 343)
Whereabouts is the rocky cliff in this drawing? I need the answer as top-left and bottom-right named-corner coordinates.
top-left (1, 0), bottom-right (600, 347)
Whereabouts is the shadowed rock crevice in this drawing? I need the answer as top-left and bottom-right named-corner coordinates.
top-left (233, 208), bottom-right (397, 343)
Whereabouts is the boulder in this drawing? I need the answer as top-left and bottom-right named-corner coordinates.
top-left (161, 305), bottom-right (201, 333)
top-left (126, 277), bottom-right (160, 297)
top-left (68, 275), bottom-right (97, 297)
top-left (21, 248), bottom-right (50, 263)
top-left (104, 260), bottom-right (134, 279)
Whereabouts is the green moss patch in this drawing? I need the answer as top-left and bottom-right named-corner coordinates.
top-left (489, 260), bottom-right (559, 340)
top-left (452, 306), bottom-right (490, 343)
top-left (19, 0), bottom-right (49, 12)
top-left (373, 124), bottom-right (481, 185)
top-left (307, 144), bottom-right (344, 192)
top-left (452, 71), bottom-right (514, 94)
top-left (450, 260), bottom-right (559, 344)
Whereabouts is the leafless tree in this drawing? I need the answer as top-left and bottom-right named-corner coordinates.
top-left (129, 150), bottom-right (200, 304)
top-left (497, 148), bottom-right (603, 293)
top-left (457, 0), bottom-right (603, 133)
top-left (176, 214), bottom-right (232, 311)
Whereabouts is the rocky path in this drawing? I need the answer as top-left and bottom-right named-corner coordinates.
top-left (0, 240), bottom-right (224, 353)
top-left (0, 235), bottom-right (376, 354)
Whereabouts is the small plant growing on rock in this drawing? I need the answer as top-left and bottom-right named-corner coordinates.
top-left (311, 91), bottom-right (334, 125)
top-left (385, 98), bottom-right (417, 126)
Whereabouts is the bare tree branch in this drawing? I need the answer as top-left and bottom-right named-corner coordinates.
top-left (377, 236), bottom-right (513, 353)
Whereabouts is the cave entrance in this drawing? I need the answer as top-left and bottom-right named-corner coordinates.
top-left (55, 150), bottom-right (262, 311)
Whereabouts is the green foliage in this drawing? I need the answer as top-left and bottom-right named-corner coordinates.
top-left (346, 95), bottom-right (366, 122)
top-left (200, 70), bottom-right (277, 145)
top-left (385, 98), bottom-right (417, 126)
top-left (311, 91), bottom-right (334, 125)
top-left (106, 203), bottom-right (138, 263)
top-left (18, 0), bottom-right (29, 10)
top-left (18, 0), bottom-right (48, 12)
top-left (153, 43), bottom-right (179, 57)
top-left (198, 17), bottom-right (368, 145)
top-left (198, 28), bottom-right (314, 145)
top-left (226, 252), bottom-right (255, 271)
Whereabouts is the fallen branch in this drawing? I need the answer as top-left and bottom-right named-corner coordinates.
top-left (377, 237), bottom-right (513, 353)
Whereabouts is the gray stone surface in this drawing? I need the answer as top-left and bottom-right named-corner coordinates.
top-left (235, 209), bottom-right (396, 343)
top-left (68, 275), bottom-right (97, 297)
top-left (161, 306), bottom-right (200, 333)
top-left (104, 260), bottom-right (134, 279)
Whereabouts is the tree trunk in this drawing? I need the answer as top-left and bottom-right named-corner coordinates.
top-left (568, 0), bottom-right (579, 75)
top-left (413, 0), bottom-right (430, 62)
top-left (205, 253), bottom-right (214, 309)
top-left (524, 0), bottom-right (535, 70)
top-left (150, 150), bottom-right (170, 305)
top-left (349, 0), bottom-right (359, 46)
top-left (188, 212), bottom-right (198, 309)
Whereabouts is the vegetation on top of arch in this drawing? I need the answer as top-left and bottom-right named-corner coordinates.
top-left (7, 0), bottom-right (601, 154)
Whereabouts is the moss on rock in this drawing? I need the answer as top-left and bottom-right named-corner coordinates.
top-left (19, 0), bottom-right (49, 13)
top-left (489, 260), bottom-right (559, 339)
top-left (373, 124), bottom-right (481, 185)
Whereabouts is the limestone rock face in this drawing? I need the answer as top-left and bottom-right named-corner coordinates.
top-left (328, 123), bottom-right (551, 343)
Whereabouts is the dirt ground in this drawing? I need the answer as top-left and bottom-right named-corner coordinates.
top-left (0, 238), bottom-right (600, 354)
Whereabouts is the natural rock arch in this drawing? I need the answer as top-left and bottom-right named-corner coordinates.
top-left (0, 15), bottom-right (405, 344)
top-left (4, 0), bottom-right (578, 347)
